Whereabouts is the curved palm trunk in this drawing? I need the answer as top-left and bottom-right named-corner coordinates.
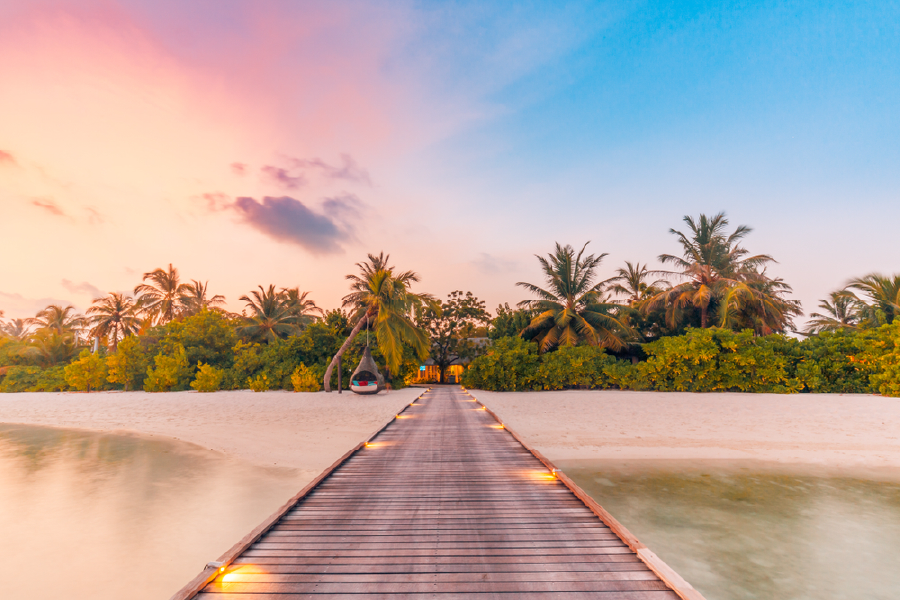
top-left (324, 316), bottom-right (368, 392)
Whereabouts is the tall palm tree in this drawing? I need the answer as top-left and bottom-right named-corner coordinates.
top-left (281, 287), bottom-right (323, 326)
top-left (134, 264), bottom-right (190, 325)
top-left (239, 285), bottom-right (299, 342)
top-left (643, 212), bottom-right (792, 331)
top-left (28, 304), bottom-right (86, 335)
top-left (847, 273), bottom-right (900, 326)
top-left (324, 252), bottom-right (437, 392)
top-left (603, 261), bottom-right (669, 305)
top-left (517, 242), bottom-right (632, 352)
top-left (179, 280), bottom-right (227, 316)
top-left (87, 293), bottom-right (141, 351)
top-left (803, 290), bottom-right (862, 334)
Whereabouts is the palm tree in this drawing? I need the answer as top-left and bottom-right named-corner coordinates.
top-left (239, 285), bottom-right (299, 342)
top-left (847, 273), bottom-right (900, 326)
top-left (28, 304), bottom-right (86, 335)
top-left (179, 280), bottom-right (227, 316)
top-left (603, 261), bottom-right (669, 305)
top-left (87, 293), bottom-right (141, 351)
top-left (1, 318), bottom-right (31, 340)
top-left (643, 212), bottom-right (793, 331)
top-left (803, 291), bottom-right (862, 334)
top-left (134, 264), bottom-right (190, 324)
top-left (719, 273), bottom-right (802, 335)
top-left (281, 287), bottom-right (323, 326)
top-left (324, 252), bottom-right (437, 392)
top-left (516, 242), bottom-right (632, 352)
top-left (19, 329), bottom-right (80, 367)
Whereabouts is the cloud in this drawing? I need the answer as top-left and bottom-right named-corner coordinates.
top-left (291, 154), bottom-right (372, 186)
top-left (472, 253), bottom-right (517, 274)
top-left (230, 162), bottom-right (248, 175)
top-left (85, 206), bottom-right (104, 224)
top-left (29, 197), bottom-right (67, 217)
top-left (0, 150), bottom-right (16, 166)
top-left (61, 279), bottom-right (103, 299)
top-left (0, 291), bottom-right (74, 319)
top-left (261, 165), bottom-right (307, 190)
top-left (230, 195), bottom-right (356, 254)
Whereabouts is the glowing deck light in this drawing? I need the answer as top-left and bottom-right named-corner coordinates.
top-left (550, 469), bottom-right (558, 478)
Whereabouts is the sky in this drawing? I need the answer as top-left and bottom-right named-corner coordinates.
top-left (1, 0), bottom-right (898, 322)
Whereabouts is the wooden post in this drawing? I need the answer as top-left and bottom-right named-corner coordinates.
top-left (337, 356), bottom-right (342, 394)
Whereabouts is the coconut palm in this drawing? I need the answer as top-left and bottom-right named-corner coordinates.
top-left (134, 264), bottom-right (190, 325)
top-left (847, 273), bottom-right (900, 326)
top-left (324, 252), bottom-right (438, 392)
top-left (19, 329), bottom-right (80, 367)
top-left (281, 287), bottom-right (323, 326)
top-left (516, 242), bottom-right (632, 352)
top-left (87, 293), bottom-right (141, 351)
top-left (28, 304), bottom-right (86, 336)
top-left (643, 212), bottom-right (795, 332)
top-left (803, 290), bottom-right (863, 334)
top-left (603, 261), bottom-right (669, 305)
top-left (179, 280), bottom-right (227, 316)
top-left (239, 285), bottom-right (299, 342)
top-left (719, 273), bottom-right (803, 335)
top-left (1, 318), bottom-right (31, 340)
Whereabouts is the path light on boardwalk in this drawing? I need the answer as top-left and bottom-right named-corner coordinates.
top-left (172, 387), bottom-right (702, 600)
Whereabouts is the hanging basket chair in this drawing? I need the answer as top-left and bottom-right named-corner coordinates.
top-left (350, 345), bottom-right (384, 395)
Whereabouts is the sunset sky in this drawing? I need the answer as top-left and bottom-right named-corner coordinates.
top-left (2, 0), bottom-right (898, 321)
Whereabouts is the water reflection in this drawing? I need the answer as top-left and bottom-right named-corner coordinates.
top-left (0, 424), bottom-right (303, 600)
top-left (558, 460), bottom-right (900, 600)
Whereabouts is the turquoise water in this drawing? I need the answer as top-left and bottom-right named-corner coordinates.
top-left (559, 460), bottom-right (900, 600)
top-left (0, 424), bottom-right (302, 600)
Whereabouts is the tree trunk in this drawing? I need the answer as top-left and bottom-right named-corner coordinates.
top-left (439, 365), bottom-right (446, 384)
top-left (324, 315), bottom-right (368, 392)
top-left (700, 304), bottom-right (708, 328)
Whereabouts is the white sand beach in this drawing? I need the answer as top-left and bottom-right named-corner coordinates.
top-left (472, 390), bottom-right (900, 475)
top-left (0, 389), bottom-right (422, 484)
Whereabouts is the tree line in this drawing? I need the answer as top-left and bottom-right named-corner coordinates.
top-left (1, 212), bottom-right (898, 393)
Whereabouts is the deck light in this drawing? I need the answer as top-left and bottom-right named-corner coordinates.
top-left (550, 469), bottom-right (558, 478)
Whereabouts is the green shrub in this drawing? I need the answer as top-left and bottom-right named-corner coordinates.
top-left (106, 335), bottom-right (149, 391)
top-left (64, 350), bottom-right (109, 392)
top-left (291, 363), bottom-right (320, 392)
top-left (30, 366), bottom-right (70, 391)
top-left (536, 345), bottom-right (615, 390)
top-left (191, 362), bottom-right (225, 392)
top-left (869, 324), bottom-right (900, 397)
top-left (462, 337), bottom-right (540, 391)
top-left (248, 372), bottom-right (271, 392)
top-left (144, 345), bottom-right (191, 392)
top-left (0, 366), bottom-right (42, 392)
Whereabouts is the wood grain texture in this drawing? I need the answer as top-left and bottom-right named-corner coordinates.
top-left (179, 386), bottom-right (699, 599)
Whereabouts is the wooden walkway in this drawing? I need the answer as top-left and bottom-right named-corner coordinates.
top-left (174, 387), bottom-right (702, 599)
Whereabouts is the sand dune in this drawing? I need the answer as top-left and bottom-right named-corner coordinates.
top-left (472, 389), bottom-right (900, 475)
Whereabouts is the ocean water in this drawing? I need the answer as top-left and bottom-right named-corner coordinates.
top-left (558, 459), bottom-right (900, 600)
top-left (0, 424), bottom-right (302, 600)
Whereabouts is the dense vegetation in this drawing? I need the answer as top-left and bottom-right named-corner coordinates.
top-left (1, 212), bottom-right (897, 395)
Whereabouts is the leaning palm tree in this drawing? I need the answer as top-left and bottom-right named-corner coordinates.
top-left (803, 290), bottom-right (863, 334)
top-left (603, 261), bottom-right (669, 305)
top-left (281, 287), bottom-right (323, 327)
top-left (517, 242), bottom-right (632, 352)
top-left (134, 264), bottom-right (190, 325)
top-left (239, 285), bottom-right (299, 342)
top-left (847, 273), bottom-right (900, 326)
top-left (28, 304), bottom-right (86, 335)
top-left (643, 212), bottom-right (788, 330)
top-left (179, 280), bottom-right (227, 316)
top-left (87, 292), bottom-right (141, 351)
top-left (324, 252), bottom-right (438, 392)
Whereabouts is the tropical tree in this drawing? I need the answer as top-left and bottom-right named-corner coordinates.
top-left (847, 273), bottom-right (900, 326)
top-left (134, 264), bottom-right (190, 325)
top-left (87, 292), bottom-right (141, 351)
top-left (28, 304), bottom-right (86, 335)
top-left (324, 252), bottom-right (438, 391)
top-left (0, 318), bottom-right (30, 340)
top-left (603, 261), bottom-right (669, 305)
top-left (280, 287), bottom-right (324, 326)
top-left (179, 280), bottom-right (226, 316)
top-left (517, 242), bottom-right (632, 352)
top-left (803, 291), bottom-right (863, 334)
top-left (417, 290), bottom-right (491, 383)
top-left (19, 329), bottom-right (81, 367)
top-left (239, 285), bottom-right (300, 342)
top-left (643, 212), bottom-right (798, 333)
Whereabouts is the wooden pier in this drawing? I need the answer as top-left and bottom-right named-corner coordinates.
top-left (172, 386), bottom-right (703, 599)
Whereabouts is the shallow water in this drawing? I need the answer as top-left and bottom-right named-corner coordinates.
top-left (0, 424), bottom-right (303, 600)
top-left (558, 459), bottom-right (900, 600)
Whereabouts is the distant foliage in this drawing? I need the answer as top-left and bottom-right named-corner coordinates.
top-left (461, 337), bottom-right (541, 391)
top-left (247, 372), bottom-right (271, 392)
top-left (106, 335), bottom-right (150, 391)
top-left (144, 344), bottom-right (191, 392)
top-left (64, 350), bottom-right (109, 392)
top-left (0, 366), bottom-right (43, 393)
top-left (191, 362), bottom-right (225, 392)
top-left (291, 364), bottom-right (320, 392)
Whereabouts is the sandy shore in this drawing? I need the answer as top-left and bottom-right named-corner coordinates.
top-left (0, 389), bottom-right (421, 481)
top-left (472, 390), bottom-right (900, 474)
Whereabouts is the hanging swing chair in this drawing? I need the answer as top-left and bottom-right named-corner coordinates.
top-left (350, 345), bottom-right (384, 395)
